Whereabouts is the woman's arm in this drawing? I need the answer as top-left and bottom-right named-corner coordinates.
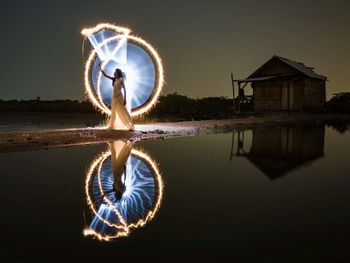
top-left (98, 62), bottom-right (114, 80)
top-left (122, 81), bottom-right (127, 105)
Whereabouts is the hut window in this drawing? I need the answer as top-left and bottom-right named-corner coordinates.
top-left (262, 88), bottom-right (266, 98)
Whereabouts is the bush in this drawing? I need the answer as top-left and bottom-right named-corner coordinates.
top-left (327, 92), bottom-right (350, 113)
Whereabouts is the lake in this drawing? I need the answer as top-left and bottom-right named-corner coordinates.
top-left (0, 112), bottom-right (102, 132)
top-left (1, 124), bottom-right (350, 261)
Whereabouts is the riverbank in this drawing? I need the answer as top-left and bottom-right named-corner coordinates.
top-left (0, 113), bottom-right (349, 153)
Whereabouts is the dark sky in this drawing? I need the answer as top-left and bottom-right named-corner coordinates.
top-left (0, 0), bottom-right (349, 100)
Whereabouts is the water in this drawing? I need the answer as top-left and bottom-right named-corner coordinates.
top-left (1, 125), bottom-right (350, 261)
top-left (0, 113), bottom-right (102, 132)
top-left (0, 123), bottom-right (89, 132)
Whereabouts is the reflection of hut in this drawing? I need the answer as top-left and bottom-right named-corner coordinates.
top-left (245, 126), bottom-right (325, 179)
top-left (233, 56), bottom-right (327, 112)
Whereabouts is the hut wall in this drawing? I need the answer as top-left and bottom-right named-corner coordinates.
top-left (251, 126), bottom-right (325, 160)
top-left (253, 79), bottom-right (325, 111)
top-left (251, 127), bottom-right (307, 157)
top-left (251, 128), bottom-right (283, 156)
top-left (249, 126), bottom-right (325, 174)
top-left (302, 79), bottom-right (326, 112)
top-left (253, 81), bottom-right (282, 111)
top-left (291, 80), bottom-right (304, 110)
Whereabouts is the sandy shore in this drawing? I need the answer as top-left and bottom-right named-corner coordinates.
top-left (0, 113), bottom-right (349, 153)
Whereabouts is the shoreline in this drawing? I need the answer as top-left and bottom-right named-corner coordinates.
top-left (0, 113), bottom-right (349, 153)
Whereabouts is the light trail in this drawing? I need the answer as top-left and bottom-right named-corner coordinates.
top-left (81, 23), bottom-right (164, 117)
top-left (83, 147), bottom-right (163, 241)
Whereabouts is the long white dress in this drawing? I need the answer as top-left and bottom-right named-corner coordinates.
top-left (108, 77), bottom-right (135, 130)
top-left (108, 140), bottom-right (134, 196)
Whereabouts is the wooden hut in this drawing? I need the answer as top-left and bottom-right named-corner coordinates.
top-left (234, 56), bottom-right (327, 112)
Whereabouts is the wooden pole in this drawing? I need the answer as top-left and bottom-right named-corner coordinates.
top-left (231, 72), bottom-right (235, 110)
top-left (230, 131), bottom-right (235, 161)
top-left (237, 82), bottom-right (241, 112)
top-left (237, 131), bottom-right (241, 155)
top-left (287, 81), bottom-right (290, 114)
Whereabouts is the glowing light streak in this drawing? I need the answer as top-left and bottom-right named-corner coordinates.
top-left (84, 151), bottom-right (129, 234)
top-left (109, 34), bottom-right (128, 62)
top-left (83, 147), bottom-right (163, 241)
top-left (81, 23), bottom-right (131, 36)
top-left (96, 153), bottom-right (128, 227)
top-left (126, 149), bottom-right (164, 229)
top-left (81, 23), bottom-right (164, 117)
top-left (96, 61), bottom-right (112, 113)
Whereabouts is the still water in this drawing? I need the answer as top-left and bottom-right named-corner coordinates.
top-left (1, 125), bottom-right (350, 261)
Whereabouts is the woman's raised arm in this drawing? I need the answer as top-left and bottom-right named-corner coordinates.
top-left (98, 62), bottom-right (114, 80)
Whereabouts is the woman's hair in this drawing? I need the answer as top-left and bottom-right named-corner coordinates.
top-left (114, 68), bottom-right (126, 80)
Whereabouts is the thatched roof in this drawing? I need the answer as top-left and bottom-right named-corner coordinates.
top-left (248, 55), bottom-right (327, 80)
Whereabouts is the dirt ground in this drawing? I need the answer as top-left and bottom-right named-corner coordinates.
top-left (0, 113), bottom-right (349, 153)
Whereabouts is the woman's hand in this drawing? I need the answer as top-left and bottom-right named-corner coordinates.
top-left (98, 62), bottom-right (114, 80)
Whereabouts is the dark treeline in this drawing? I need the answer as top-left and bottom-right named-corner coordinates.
top-left (0, 94), bottom-right (241, 120)
top-left (146, 93), bottom-right (238, 120)
top-left (0, 98), bottom-right (96, 113)
top-left (0, 92), bottom-right (349, 119)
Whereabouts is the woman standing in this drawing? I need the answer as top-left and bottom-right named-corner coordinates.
top-left (99, 63), bottom-right (135, 130)
top-left (108, 140), bottom-right (134, 200)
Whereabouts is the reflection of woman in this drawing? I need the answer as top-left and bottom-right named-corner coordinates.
top-left (99, 63), bottom-right (135, 130)
top-left (108, 141), bottom-right (134, 199)
top-left (84, 141), bottom-right (161, 240)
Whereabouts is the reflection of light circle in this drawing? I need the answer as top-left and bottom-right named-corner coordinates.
top-left (84, 148), bottom-right (163, 241)
top-left (83, 26), bottom-right (164, 117)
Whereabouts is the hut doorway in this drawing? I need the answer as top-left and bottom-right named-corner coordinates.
top-left (281, 81), bottom-right (294, 110)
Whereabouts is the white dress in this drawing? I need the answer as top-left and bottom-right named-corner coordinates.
top-left (108, 77), bottom-right (134, 130)
top-left (108, 141), bottom-right (134, 195)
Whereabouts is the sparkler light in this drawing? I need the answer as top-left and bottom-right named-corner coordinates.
top-left (81, 23), bottom-right (164, 117)
top-left (84, 146), bottom-right (163, 241)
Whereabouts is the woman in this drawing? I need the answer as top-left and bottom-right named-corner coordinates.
top-left (99, 62), bottom-right (134, 130)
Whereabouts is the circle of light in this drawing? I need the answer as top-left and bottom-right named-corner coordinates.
top-left (83, 24), bottom-right (164, 117)
top-left (93, 43), bottom-right (156, 112)
top-left (83, 148), bottom-right (164, 241)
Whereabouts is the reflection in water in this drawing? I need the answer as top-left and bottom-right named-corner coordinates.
top-left (231, 126), bottom-right (325, 179)
top-left (327, 120), bottom-right (350, 134)
top-left (84, 141), bottom-right (163, 241)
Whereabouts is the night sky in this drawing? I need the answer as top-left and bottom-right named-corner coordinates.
top-left (0, 0), bottom-right (349, 101)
